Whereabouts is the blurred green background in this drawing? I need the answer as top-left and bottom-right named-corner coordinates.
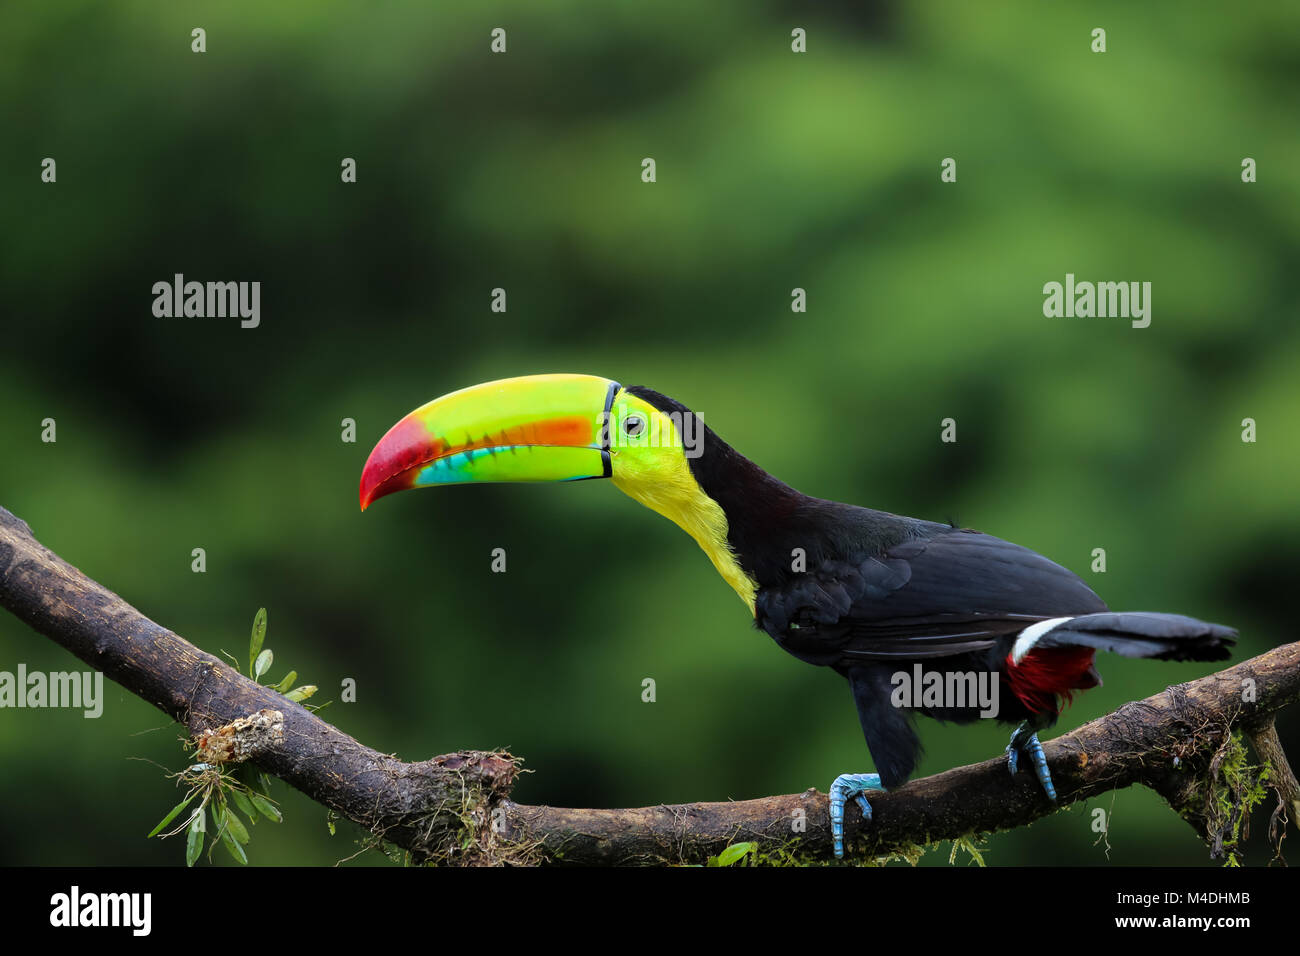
top-left (2, 0), bottom-right (1297, 866)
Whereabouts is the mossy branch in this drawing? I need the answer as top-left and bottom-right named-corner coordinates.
top-left (1, 504), bottom-right (1296, 865)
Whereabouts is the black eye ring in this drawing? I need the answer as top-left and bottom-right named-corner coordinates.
top-left (623, 415), bottom-right (645, 437)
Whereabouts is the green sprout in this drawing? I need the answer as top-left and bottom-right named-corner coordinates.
top-left (149, 608), bottom-right (321, 864)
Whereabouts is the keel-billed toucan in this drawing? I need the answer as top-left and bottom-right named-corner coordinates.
top-left (359, 373), bottom-right (1236, 857)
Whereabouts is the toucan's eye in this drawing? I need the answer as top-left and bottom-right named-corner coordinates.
top-left (623, 415), bottom-right (645, 437)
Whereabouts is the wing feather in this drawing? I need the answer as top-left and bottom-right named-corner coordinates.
top-left (756, 529), bottom-right (1107, 666)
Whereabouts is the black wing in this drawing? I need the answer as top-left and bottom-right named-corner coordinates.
top-left (754, 528), bottom-right (1108, 667)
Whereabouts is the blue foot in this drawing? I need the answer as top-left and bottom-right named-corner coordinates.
top-left (1005, 724), bottom-right (1057, 802)
top-left (829, 772), bottom-right (884, 859)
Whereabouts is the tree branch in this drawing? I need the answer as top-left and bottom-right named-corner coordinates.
top-left (1, 505), bottom-right (1295, 865)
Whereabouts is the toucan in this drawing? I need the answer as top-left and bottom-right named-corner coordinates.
top-left (359, 373), bottom-right (1237, 858)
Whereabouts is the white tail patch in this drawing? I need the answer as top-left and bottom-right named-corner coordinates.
top-left (1012, 617), bottom-right (1075, 664)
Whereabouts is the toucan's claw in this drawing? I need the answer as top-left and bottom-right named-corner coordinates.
top-left (829, 772), bottom-right (884, 859)
top-left (1006, 724), bottom-right (1057, 803)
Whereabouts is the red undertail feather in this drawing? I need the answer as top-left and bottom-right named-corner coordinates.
top-left (1004, 646), bottom-right (1101, 715)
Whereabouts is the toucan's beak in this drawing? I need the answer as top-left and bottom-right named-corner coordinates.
top-left (359, 373), bottom-right (620, 510)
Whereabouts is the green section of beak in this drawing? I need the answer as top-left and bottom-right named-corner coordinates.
top-left (359, 373), bottom-right (619, 509)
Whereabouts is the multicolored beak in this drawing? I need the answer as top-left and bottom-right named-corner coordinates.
top-left (359, 373), bottom-right (620, 510)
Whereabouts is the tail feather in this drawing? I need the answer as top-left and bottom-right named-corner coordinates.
top-left (1037, 612), bottom-right (1236, 662)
